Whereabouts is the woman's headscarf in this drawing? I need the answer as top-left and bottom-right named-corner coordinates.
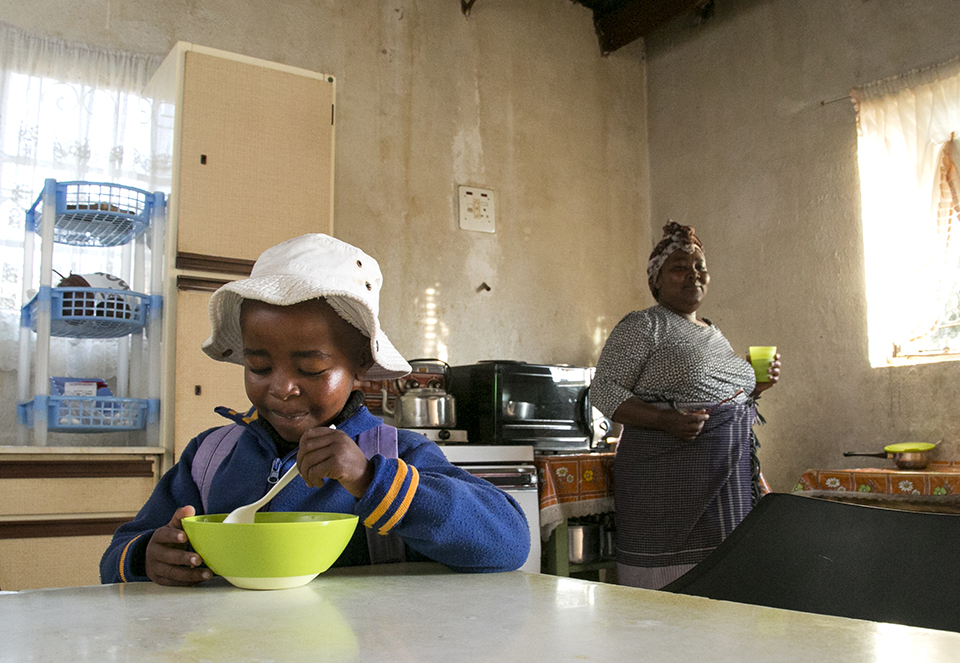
top-left (647, 222), bottom-right (704, 298)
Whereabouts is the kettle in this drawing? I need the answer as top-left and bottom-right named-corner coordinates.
top-left (381, 380), bottom-right (456, 429)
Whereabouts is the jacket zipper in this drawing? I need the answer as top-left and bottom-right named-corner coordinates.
top-left (267, 449), bottom-right (300, 485)
top-left (267, 458), bottom-right (282, 484)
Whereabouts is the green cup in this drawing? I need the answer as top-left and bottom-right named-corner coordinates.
top-left (749, 346), bottom-right (777, 382)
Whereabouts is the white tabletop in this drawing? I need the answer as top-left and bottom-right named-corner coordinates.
top-left (1, 563), bottom-right (958, 662)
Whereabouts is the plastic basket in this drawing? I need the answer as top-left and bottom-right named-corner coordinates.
top-left (26, 181), bottom-right (156, 247)
top-left (21, 286), bottom-right (150, 338)
top-left (18, 396), bottom-right (151, 433)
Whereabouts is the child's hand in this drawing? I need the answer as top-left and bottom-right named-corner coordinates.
top-left (145, 505), bottom-right (212, 586)
top-left (297, 427), bottom-right (374, 498)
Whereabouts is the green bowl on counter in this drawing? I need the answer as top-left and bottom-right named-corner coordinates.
top-left (182, 512), bottom-right (358, 590)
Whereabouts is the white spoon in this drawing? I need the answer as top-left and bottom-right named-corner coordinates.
top-left (221, 424), bottom-right (335, 524)
top-left (222, 463), bottom-right (300, 524)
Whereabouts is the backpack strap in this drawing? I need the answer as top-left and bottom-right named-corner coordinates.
top-left (356, 424), bottom-right (406, 565)
top-left (356, 423), bottom-right (399, 460)
top-left (190, 424), bottom-right (244, 514)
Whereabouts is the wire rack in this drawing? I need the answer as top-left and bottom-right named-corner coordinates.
top-left (18, 396), bottom-right (151, 433)
top-left (21, 287), bottom-right (150, 339)
top-left (27, 181), bottom-right (154, 247)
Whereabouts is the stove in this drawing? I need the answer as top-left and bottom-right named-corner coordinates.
top-left (438, 444), bottom-right (534, 464)
top-left (402, 427), bottom-right (469, 444)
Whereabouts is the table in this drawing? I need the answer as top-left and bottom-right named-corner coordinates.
top-left (535, 453), bottom-right (615, 577)
top-left (2, 563), bottom-right (959, 662)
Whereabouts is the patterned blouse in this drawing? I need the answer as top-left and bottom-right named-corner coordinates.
top-left (591, 305), bottom-right (755, 416)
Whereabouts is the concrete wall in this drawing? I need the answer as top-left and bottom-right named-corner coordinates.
top-left (0, 0), bottom-right (649, 371)
top-left (645, 0), bottom-right (960, 490)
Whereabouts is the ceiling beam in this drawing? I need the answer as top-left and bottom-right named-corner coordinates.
top-left (593, 0), bottom-right (704, 53)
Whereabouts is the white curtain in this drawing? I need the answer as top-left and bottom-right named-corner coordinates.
top-left (852, 56), bottom-right (960, 366)
top-left (0, 22), bottom-right (162, 442)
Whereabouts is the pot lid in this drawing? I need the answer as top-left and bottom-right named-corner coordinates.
top-left (884, 442), bottom-right (936, 453)
top-left (401, 387), bottom-right (450, 396)
top-left (409, 358), bottom-right (447, 369)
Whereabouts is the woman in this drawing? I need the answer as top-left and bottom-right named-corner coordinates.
top-left (591, 222), bottom-right (780, 590)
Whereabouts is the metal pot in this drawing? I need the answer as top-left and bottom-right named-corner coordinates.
top-left (843, 442), bottom-right (938, 470)
top-left (382, 386), bottom-right (456, 429)
top-left (568, 524), bottom-right (601, 564)
top-left (503, 401), bottom-right (535, 420)
top-left (601, 529), bottom-right (617, 559)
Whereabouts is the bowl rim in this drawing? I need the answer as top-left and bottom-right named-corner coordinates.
top-left (182, 512), bottom-right (359, 526)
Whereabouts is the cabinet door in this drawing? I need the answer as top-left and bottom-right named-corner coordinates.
top-left (174, 288), bottom-right (250, 459)
top-left (0, 535), bottom-right (112, 590)
top-left (176, 50), bottom-right (334, 265)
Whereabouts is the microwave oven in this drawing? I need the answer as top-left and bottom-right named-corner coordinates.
top-left (448, 361), bottom-right (599, 452)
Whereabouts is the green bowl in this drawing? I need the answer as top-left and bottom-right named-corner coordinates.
top-left (182, 512), bottom-right (358, 590)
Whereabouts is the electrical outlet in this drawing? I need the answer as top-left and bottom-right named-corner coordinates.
top-left (458, 185), bottom-right (495, 233)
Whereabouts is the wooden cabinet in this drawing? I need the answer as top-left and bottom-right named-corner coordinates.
top-left (173, 282), bottom-right (250, 459)
top-left (146, 42), bottom-right (336, 270)
top-left (144, 44), bottom-right (336, 466)
top-left (0, 452), bottom-right (161, 590)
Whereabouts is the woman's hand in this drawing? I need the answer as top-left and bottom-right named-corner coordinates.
top-left (297, 426), bottom-right (374, 498)
top-left (612, 397), bottom-right (709, 440)
top-left (658, 408), bottom-right (710, 441)
top-left (145, 505), bottom-right (212, 586)
top-left (749, 352), bottom-right (781, 397)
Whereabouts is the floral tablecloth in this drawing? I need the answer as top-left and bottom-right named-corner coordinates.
top-left (793, 461), bottom-right (960, 496)
top-left (535, 453), bottom-right (615, 541)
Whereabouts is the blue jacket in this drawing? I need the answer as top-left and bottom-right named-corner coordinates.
top-left (100, 405), bottom-right (530, 583)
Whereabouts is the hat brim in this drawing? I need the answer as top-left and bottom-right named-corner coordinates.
top-left (201, 276), bottom-right (411, 381)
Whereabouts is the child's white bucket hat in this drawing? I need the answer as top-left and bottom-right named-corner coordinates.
top-left (202, 233), bottom-right (411, 380)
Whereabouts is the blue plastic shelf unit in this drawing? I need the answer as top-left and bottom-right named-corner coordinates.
top-left (17, 178), bottom-right (166, 443)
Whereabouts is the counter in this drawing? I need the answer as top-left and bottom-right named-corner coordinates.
top-left (0, 447), bottom-right (164, 590)
top-left (536, 452), bottom-right (615, 540)
top-left (536, 452), bottom-right (616, 578)
top-left (795, 461), bottom-right (960, 496)
top-left (2, 563), bottom-right (958, 661)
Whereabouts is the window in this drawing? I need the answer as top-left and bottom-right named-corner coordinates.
top-left (0, 22), bottom-right (162, 443)
top-left (853, 56), bottom-right (960, 367)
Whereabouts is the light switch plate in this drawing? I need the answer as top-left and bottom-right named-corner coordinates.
top-left (458, 185), bottom-right (495, 233)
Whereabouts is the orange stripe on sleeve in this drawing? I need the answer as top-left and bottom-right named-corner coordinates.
top-left (118, 533), bottom-right (144, 583)
top-left (363, 460), bottom-right (408, 529)
top-left (378, 465), bottom-right (419, 534)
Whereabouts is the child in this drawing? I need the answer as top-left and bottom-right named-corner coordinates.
top-left (101, 234), bottom-right (530, 586)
